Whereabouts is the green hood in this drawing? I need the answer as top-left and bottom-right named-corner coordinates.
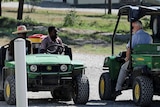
top-left (5, 54), bottom-right (85, 69)
top-left (26, 54), bottom-right (71, 65)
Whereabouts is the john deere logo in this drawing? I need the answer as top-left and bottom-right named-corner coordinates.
top-left (47, 66), bottom-right (52, 71)
top-left (136, 58), bottom-right (144, 61)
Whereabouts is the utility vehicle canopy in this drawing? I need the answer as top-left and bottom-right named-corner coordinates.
top-left (118, 5), bottom-right (160, 21)
top-left (112, 5), bottom-right (160, 55)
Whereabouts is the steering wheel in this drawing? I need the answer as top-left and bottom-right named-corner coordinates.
top-left (116, 51), bottom-right (126, 63)
top-left (46, 44), bottom-right (64, 54)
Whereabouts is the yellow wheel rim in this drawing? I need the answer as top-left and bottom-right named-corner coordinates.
top-left (6, 84), bottom-right (10, 98)
top-left (100, 78), bottom-right (105, 96)
top-left (134, 83), bottom-right (140, 100)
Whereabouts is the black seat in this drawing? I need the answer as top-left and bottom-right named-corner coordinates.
top-left (0, 44), bottom-right (9, 67)
top-left (119, 51), bottom-right (126, 58)
top-left (64, 45), bottom-right (72, 60)
top-left (116, 51), bottom-right (126, 63)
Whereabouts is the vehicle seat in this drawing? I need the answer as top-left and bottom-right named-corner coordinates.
top-left (64, 45), bottom-right (72, 60)
top-left (0, 44), bottom-right (9, 66)
top-left (116, 51), bottom-right (126, 64)
top-left (119, 51), bottom-right (126, 58)
top-left (5, 48), bottom-right (13, 61)
top-left (32, 43), bottom-right (40, 54)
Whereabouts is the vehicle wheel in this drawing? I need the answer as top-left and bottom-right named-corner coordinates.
top-left (4, 75), bottom-right (16, 105)
top-left (133, 76), bottom-right (153, 106)
top-left (72, 75), bottom-right (89, 104)
top-left (51, 89), bottom-right (61, 100)
top-left (0, 90), bottom-right (4, 101)
top-left (99, 72), bottom-right (115, 100)
top-left (51, 88), bottom-right (72, 101)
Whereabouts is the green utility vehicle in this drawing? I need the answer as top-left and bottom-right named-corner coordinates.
top-left (0, 34), bottom-right (89, 105)
top-left (99, 5), bottom-right (160, 106)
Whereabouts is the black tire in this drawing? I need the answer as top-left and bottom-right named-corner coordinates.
top-left (50, 89), bottom-right (61, 99)
top-left (50, 88), bottom-right (72, 101)
top-left (4, 75), bottom-right (16, 105)
top-left (72, 75), bottom-right (89, 104)
top-left (133, 76), bottom-right (153, 106)
top-left (99, 72), bottom-right (115, 100)
top-left (0, 90), bottom-right (4, 101)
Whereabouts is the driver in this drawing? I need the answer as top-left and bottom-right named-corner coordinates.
top-left (39, 26), bottom-right (63, 54)
top-left (112, 20), bottom-right (153, 97)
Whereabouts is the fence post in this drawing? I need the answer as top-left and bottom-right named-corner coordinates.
top-left (15, 38), bottom-right (28, 107)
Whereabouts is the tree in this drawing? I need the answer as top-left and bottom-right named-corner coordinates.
top-left (108, 0), bottom-right (112, 14)
top-left (0, 0), bottom-right (2, 16)
top-left (63, 0), bottom-right (66, 3)
top-left (17, 0), bottom-right (24, 20)
top-left (104, 0), bottom-right (107, 15)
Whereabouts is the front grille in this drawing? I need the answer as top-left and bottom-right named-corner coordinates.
top-left (37, 65), bottom-right (60, 72)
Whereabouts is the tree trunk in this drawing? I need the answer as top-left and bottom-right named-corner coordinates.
top-left (63, 0), bottom-right (66, 3)
top-left (104, 0), bottom-right (107, 15)
top-left (17, 0), bottom-right (24, 20)
top-left (74, 0), bottom-right (78, 5)
top-left (0, 0), bottom-right (2, 16)
top-left (108, 0), bottom-right (112, 14)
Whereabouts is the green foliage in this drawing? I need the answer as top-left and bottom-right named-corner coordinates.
top-left (1, 7), bottom-right (154, 54)
top-left (63, 10), bottom-right (80, 27)
top-left (0, 17), bottom-right (16, 28)
top-left (0, 17), bottom-right (48, 38)
top-left (24, 15), bottom-right (37, 24)
top-left (142, 17), bottom-right (150, 30)
top-left (102, 14), bottom-right (118, 19)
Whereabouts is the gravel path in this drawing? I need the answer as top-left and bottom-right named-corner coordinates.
top-left (72, 53), bottom-right (160, 106)
top-left (1, 2), bottom-right (160, 106)
top-left (72, 52), bottom-right (106, 100)
top-left (1, 53), bottom-right (160, 106)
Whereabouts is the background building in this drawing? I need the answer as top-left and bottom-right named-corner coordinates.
top-left (42, 0), bottom-right (120, 4)
top-left (41, 0), bottom-right (160, 8)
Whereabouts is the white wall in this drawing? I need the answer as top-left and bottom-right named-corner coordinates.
top-left (42, 0), bottom-right (63, 2)
top-left (54, 0), bottom-right (63, 2)
top-left (67, 0), bottom-right (120, 4)
top-left (67, 0), bottom-right (74, 4)
top-left (78, 0), bottom-right (120, 4)
top-left (42, 0), bottom-right (120, 4)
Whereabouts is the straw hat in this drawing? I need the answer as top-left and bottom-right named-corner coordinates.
top-left (12, 25), bottom-right (32, 34)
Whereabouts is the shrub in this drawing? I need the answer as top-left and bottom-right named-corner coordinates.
top-left (63, 10), bottom-right (79, 27)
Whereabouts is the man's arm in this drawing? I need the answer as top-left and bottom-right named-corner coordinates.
top-left (125, 47), bottom-right (130, 62)
top-left (56, 37), bottom-right (63, 45)
top-left (39, 38), bottom-right (47, 53)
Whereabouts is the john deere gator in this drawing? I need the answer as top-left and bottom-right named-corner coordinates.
top-left (0, 34), bottom-right (89, 105)
top-left (99, 5), bottom-right (160, 106)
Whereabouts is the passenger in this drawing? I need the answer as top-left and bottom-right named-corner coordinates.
top-left (113, 20), bottom-right (153, 97)
top-left (39, 26), bottom-right (63, 54)
top-left (9, 25), bottom-right (32, 61)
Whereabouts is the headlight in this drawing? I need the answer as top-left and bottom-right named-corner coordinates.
top-left (60, 64), bottom-right (68, 72)
top-left (30, 65), bottom-right (37, 72)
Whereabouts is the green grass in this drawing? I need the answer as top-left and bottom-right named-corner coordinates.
top-left (0, 7), bottom-right (151, 55)
top-left (71, 44), bottom-right (126, 55)
top-left (2, 7), bottom-right (130, 32)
